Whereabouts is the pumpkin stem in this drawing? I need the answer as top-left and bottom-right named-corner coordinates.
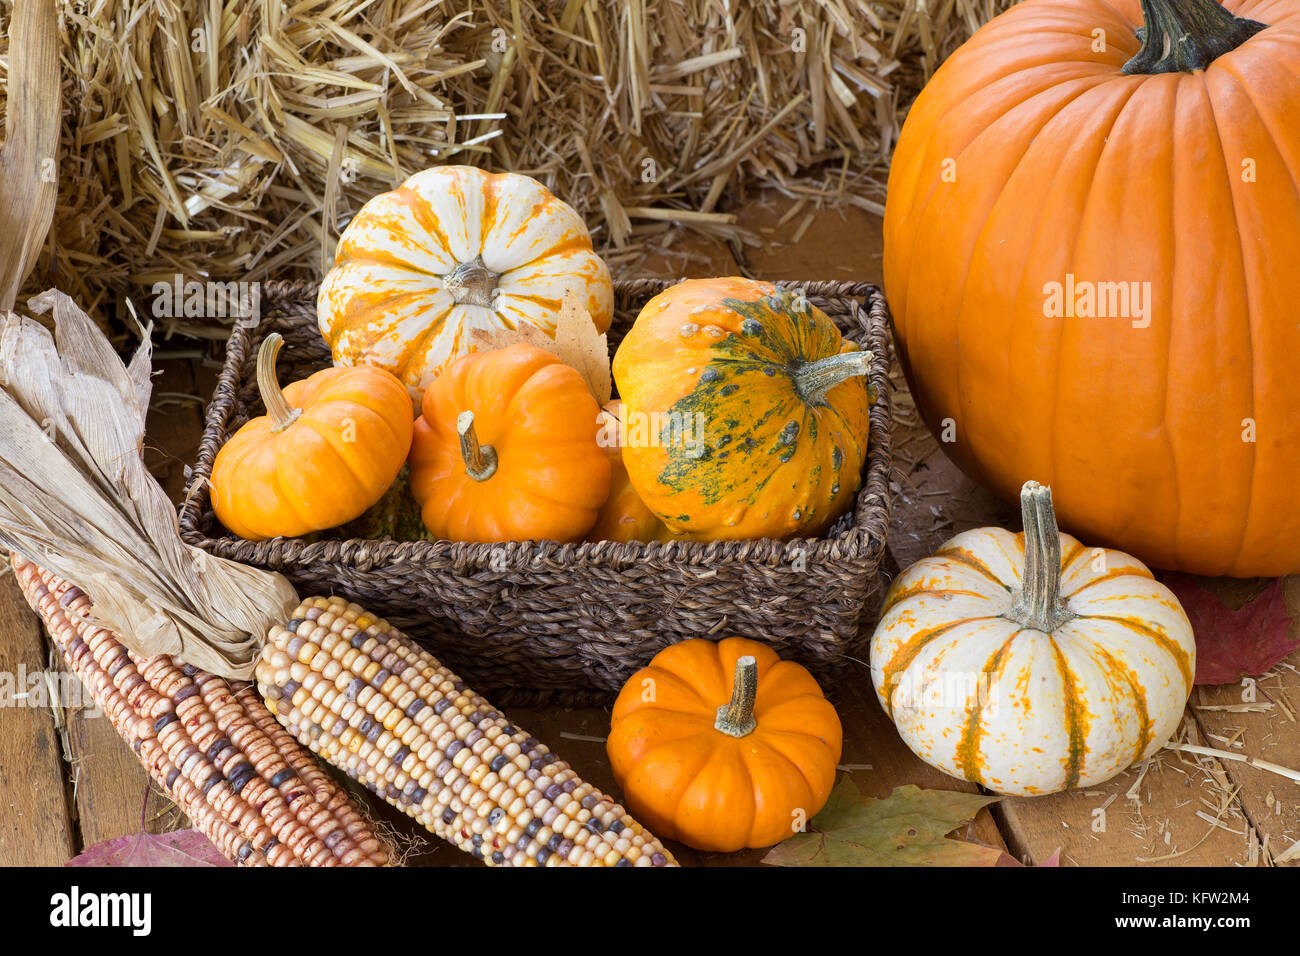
top-left (1123, 0), bottom-right (1266, 74)
top-left (443, 255), bottom-right (500, 309)
top-left (256, 333), bottom-right (302, 433)
top-left (456, 410), bottom-right (498, 482)
top-left (1007, 481), bottom-right (1074, 633)
top-left (714, 655), bottom-right (758, 738)
top-left (792, 350), bottom-right (874, 405)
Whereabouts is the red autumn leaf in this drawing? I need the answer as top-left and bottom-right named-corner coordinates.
top-left (67, 828), bottom-right (233, 867)
top-left (1163, 575), bottom-right (1299, 685)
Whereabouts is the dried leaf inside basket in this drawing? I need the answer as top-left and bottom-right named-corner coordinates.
top-left (0, 290), bottom-right (676, 866)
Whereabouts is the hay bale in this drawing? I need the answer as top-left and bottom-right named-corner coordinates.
top-left (0, 0), bottom-right (1015, 332)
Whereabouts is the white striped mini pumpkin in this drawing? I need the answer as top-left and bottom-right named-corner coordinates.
top-left (870, 481), bottom-right (1195, 796)
top-left (318, 165), bottom-right (613, 400)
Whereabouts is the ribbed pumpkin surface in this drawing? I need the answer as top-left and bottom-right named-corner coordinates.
top-left (884, 0), bottom-right (1300, 575)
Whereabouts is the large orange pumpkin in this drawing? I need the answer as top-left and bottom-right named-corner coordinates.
top-left (883, 0), bottom-right (1300, 576)
top-left (408, 343), bottom-right (611, 543)
top-left (210, 334), bottom-right (413, 540)
top-left (607, 637), bottom-right (843, 853)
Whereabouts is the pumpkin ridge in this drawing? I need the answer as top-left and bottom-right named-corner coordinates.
top-left (1201, 73), bottom-right (1260, 572)
top-left (931, 547), bottom-right (1009, 589)
top-left (502, 233), bottom-right (596, 270)
top-left (954, 631), bottom-right (1020, 785)
top-left (331, 286), bottom-right (449, 360)
top-left (739, 738), bottom-right (818, 843)
top-left (1077, 613), bottom-right (1194, 690)
top-left (881, 616), bottom-right (992, 717)
top-left (294, 415), bottom-right (374, 500)
top-left (395, 184), bottom-right (457, 260)
top-left (1047, 635), bottom-right (1089, 790)
top-left (1063, 567), bottom-right (1149, 597)
top-left (672, 743), bottom-right (756, 847)
top-left (1086, 642), bottom-right (1153, 765)
top-left (881, 585), bottom-right (1000, 616)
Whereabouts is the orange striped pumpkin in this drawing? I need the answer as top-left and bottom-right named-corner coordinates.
top-left (869, 481), bottom-right (1195, 796)
top-left (319, 165), bottom-right (613, 400)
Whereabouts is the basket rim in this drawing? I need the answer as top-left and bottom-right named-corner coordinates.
top-left (178, 277), bottom-right (894, 573)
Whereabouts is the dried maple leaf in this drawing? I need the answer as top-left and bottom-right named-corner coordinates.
top-left (468, 323), bottom-right (555, 354)
top-left (466, 293), bottom-right (611, 404)
top-left (67, 828), bottom-right (233, 867)
top-left (762, 778), bottom-right (1003, 867)
top-left (997, 847), bottom-right (1061, 867)
top-left (1163, 574), bottom-right (1299, 685)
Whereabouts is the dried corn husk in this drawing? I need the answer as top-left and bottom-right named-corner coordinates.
top-left (0, 291), bottom-right (295, 678)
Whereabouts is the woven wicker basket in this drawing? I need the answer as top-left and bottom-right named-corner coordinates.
top-left (179, 278), bottom-right (895, 706)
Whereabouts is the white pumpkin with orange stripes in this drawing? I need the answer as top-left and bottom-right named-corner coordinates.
top-left (318, 165), bottom-right (613, 400)
top-left (869, 481), bottom-right (1195, 796)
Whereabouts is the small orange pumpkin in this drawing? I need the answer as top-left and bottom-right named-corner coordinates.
top-left (586, 401), bottom-right (676, 544)
top-left (408, 344), bottom-right (611, 543)
top-left (607, 637), bottom-right (843, 852)
top-left (210, 333), bottom-right (414, 540)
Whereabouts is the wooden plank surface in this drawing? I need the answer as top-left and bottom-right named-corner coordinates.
top-left (0, 572), bottom-right (77, 864)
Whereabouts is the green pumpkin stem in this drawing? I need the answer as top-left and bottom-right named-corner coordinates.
top-left (456, 410), bottom-right (498, 482)
top-left (793, 349), bottom-right (874, 405)
top-left (1007, 481), bottom-right (1073, 633)
top-left (1123, 0), bottom-right (1266, 75)
top-left (714, 655), bottom-right (759, 738)
top-left (256, 333), bottom-right (302, 433)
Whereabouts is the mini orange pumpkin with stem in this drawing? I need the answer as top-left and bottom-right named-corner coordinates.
top-left (210, 333), bottom-right (413, 540)
top-left (607, 637), bottom-right (843, 852)
top-left (408, 343), bottom-right (611, 543)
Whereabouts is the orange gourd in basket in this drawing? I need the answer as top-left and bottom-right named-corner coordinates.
top-left (607, 637), bottom-right (843, 852)
top-left (210, 334), bottom-right (413, 541)
top-left (587, 401), bottom-right (676, 544)
top-left (612, 278), bottom-right (874, 541)
top-left (883, 0), bottom-right (1300, 576)
top-left (408, 343), bottom-right (611, 543)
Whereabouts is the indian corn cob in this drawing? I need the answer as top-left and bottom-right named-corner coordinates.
top-left (258, 595), bottom-right (678, 866)
top-left (12, 556), bottom-right (389, 867)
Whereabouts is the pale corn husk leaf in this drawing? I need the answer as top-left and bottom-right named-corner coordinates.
top-left (0, 290), bottom-right (298, 679)
top-left (0, 0), bottom-right (59, 310)
top-left (468, 323), bottom-right (555, 353)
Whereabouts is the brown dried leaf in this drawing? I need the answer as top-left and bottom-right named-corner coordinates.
top-left (551, 291), bottom-right (612, 405)
top-left (468, 323), bottom-right (556, 354)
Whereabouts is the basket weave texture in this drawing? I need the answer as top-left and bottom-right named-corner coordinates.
top-left (180, 278), bottom-right (895, 706)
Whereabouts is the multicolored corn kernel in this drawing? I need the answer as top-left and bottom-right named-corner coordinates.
top-left (256, 595), bottom-right (678, 867)
top-left (11, 557), bottom-right (388, 867)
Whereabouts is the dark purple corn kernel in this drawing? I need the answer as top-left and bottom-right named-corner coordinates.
top-left (442, 808), bottom-right (456, 825)
top-left (386, 784), bottom-right (401, 801)
top-left (433, 698), bottom-right (452, 715)
top-left (345, 677), bottom-right (364, 701)
top-left (492, 852), bottom-right (505, 865)
top-left (206, 737), bottom-right (231, 763)
top-left (546, 833), bottom-right (562, 851)
top-left (391, 747), bottom-right (410, 767)
top-left (472, 833), bottom-right (484, 846)
top-left (584, 819), bottom-right (603, 834)
top-left (651, 853), bottom-right (668, 866)
top-left (323, 829), bottom-right (345, 849)
top-left (165, 769), bottom-right (181, 789)
top-left (370, 669), bottom-right (391, 689)
top-left (106, 656), bottom-right (128, 678)
top-left (525, 818), bottom-right (543, 837)
top-left (269, 768), bottom-right (298, 788)
top-left (202, 772), bottom-right (223, 795)
top-left (172, 684), bottom-right (200, 703)
top-left (411, 787), bottom-right (428, 804)
top-left (281, 680), bottom-right (300, 698)
top-left (446, 740), bottom-right (465, 757)
top-left (465, 729), bottom-right (483, 746)
top-left (488, 808), bottom-right (504, 826)
top-left (544, 784), bottom-right (562, 801)
top-left (561, 780), bottom-right (577, 792)
top-left (616, 859), bottom-right (632, 867)
top-left (180, 663), bottom-right (198, 676)
top-left (350, 632), bottom-right (367, 649)
top-left (227, 762), bottom-right (256, 793)
top-left (405, 698), bottom-right (427, 718)
top-left (59, 586), bottom-right (84, 606)
top-left (366, 723), bottom-right (384, 743)
top-left (522, 737), bottom-right (541, 753)
top-left (581, 794), bottom-right (598, 810)
top-left (261, 837), bottom-right (279, 852)
top-left (153, 712), bottom-right (178, 732)
top-left (237, 843), bottom-right (254, 862)
top-left (286, 619), bottom-right (303, 633)
top-left (490, 754), bottom-right (508, 773)
top-left (536, 848), bottom-right (551, 864)
top-left (557, 839), bottom-right (574, 857)
top-left (608, 819), bottom-right (625, 834)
